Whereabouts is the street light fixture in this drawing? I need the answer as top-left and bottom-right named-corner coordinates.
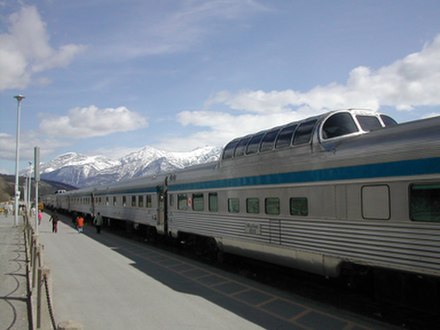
top-left (13, 95), bottom-right (25, 226)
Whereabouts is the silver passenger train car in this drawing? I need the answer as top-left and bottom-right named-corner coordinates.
top-left (43, 109), bottom-right (440, 283)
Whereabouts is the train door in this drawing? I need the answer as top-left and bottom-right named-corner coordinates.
top-left (156, 186), bottom-right (168, 235)
top-left (90, 193), bottom-right (95, 216)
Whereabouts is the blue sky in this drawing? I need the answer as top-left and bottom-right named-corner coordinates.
top-left (1, 0), bottom-right (440, 174)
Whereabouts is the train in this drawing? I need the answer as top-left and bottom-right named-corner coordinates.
top-left (42, 108), bottom-right (440, 305)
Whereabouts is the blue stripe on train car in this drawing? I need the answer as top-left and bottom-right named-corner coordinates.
top-left (93, 186), bottom-right (159, 196)
top-left (168, 157), bottom-right (440, 192)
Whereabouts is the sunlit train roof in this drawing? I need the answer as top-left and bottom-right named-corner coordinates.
top-left (221, 109), bottom-right (397, 160)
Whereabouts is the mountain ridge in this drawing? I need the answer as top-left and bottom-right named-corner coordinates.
top-left (22, 145), bottom-right (222, 188)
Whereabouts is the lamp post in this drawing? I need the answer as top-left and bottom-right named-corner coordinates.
top-left (27, 161), bottom-right (32, 215)
top-left (13, 95), bottom-right (25, 226)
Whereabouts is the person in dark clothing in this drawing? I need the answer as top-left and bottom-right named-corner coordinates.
top-left (49, 213), bottom-right (60, 233)
top-left (93, 212), bottom-right (104, 234)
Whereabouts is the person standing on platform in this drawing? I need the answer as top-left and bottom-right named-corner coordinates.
top-left (49, 213), bottom-right (59, 233)
top-left (38, 210), bottom-right (43, 225)
top-left (93, 212), bottom-right (103, 234)
top-left (76, 214), bottom-right (84, 233)
top-left (7, 203), bottom-right (13, 216)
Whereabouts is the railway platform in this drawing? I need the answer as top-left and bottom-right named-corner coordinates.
top-left (36, 212), bottom-right (396, 330)
top-left (0, 213), bottom-right (30, 330)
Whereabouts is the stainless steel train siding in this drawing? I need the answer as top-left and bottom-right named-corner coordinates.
top-left (42, 109), bottom-right (440, 279)
top-left (166, 109), bottom-right (440, 278)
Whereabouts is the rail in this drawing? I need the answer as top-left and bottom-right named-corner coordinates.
top-left (24, 213), bottom-right (83, 330)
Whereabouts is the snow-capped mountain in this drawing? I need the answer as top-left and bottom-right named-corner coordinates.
top-left (41, 152), bottom-right (120, 175)
top-left (28, 146), bottom-right (222, 188)
top-left (118, 146), bottom-right (221, 180)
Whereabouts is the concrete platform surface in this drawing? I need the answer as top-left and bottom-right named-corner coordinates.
top-left (37, 212), bottom-right (394, 330)
top-left (0, 214), bottom-right (30, 330)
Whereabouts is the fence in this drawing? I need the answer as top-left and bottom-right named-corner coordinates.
top-left (24, 214), bottom-right (83, 330)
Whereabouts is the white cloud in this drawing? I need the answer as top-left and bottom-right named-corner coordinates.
top-left (39, 105), bottom-right (148, 138)
top-left (0, 131), bottom-right (69, 163)
top-left (0, 133), bottom-right (15, 161)
top-left (0, 6), bottom-right (85, 90)
top-left (165, 34), bottom-right (440, 150)
top-left (205, 35), bottom-right (440, 114)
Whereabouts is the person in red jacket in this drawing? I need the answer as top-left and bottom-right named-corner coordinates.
top-left (76, 215), bottom-right (84, 233)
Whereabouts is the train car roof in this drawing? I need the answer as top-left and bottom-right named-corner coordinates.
top-left (55, 172), bottom-right (168, 197)
top-left (221, 108), bottom-right (397, 161)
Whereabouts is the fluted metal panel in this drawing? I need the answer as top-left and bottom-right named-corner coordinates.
top-left (169, 212), bottom-right (440, 276)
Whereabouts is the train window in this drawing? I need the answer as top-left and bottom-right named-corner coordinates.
top-left (178, 194), bottom-right (188, 210)
top-left (275, 124), bottom-right (297, 149)
top-left (380, 115), bottom-right (398, 127)
top-left (223, 139), bottom-right (240, 160)
top-left (293, 120), bottom-right (317, 145)
top-left (122, 196), bottom-right (127, 207)
top-left (322, 114), bottom-right (357, 140)
top-left (265, 198), bottom-right (280, 215)
top-left (246, 133), bottom-right (265, 155)
top-left (260, 129), bottom-right (280, 152)
top-left (410, 183), bottom-right (440, 222)
top-left (113, 196), bottom-right (117, 206)
top-left (357, 115), bottom-right (382, 132)
top-left (131, 196), bottom-right (136, 207)
top-left (192, 193), bottom-right (204, 211)
top-left (362, 185), bottom-right (390, 220)
top-left (228, 198), bottom-right (240, 213)
top-left (246, 198), bottom-right (260, 214)
top-left (290, 197), bottom-right (308, 216)
top-left (209, 193), bottom-right (218, 212)
top-left (106, 197), bottom-right (109, 206)
top-left (146, 195), bottom-right (152, 208)
top-left (138, 196), bottom-right (144, 207)
top-left (234, 137), bottom-right (252, 157)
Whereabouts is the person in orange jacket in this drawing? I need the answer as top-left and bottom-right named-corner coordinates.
top-left (76, 215), bottom-right (85, 233)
